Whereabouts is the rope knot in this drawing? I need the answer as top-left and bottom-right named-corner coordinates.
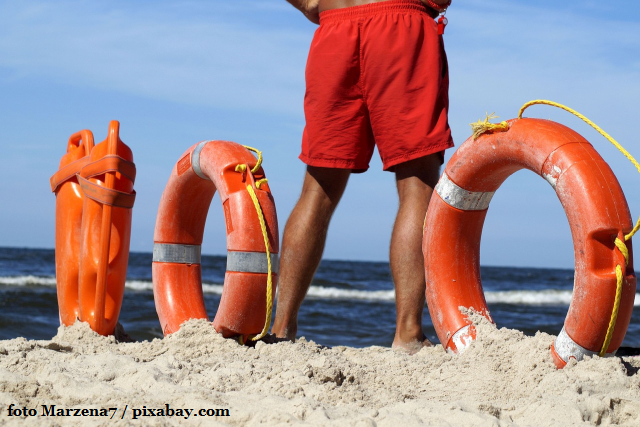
top-left (614, 235), bottom-right (629, 267)
top-left (470, 113), bottom-right (509, 140)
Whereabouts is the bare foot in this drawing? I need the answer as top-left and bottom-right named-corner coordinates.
top-left (392, 337), bottom-right (433, 355)
top-left (259, 333), bottom-right (294, 344)
top-left (270, 319), bottom-right (297, 342)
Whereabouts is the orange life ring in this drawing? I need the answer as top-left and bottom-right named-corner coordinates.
top-left (423, 118), bottom-right (636, 368)
top-left (51, 121), bottom-right (136, 335)
top-left (152, 140), bottom-right (279, 341)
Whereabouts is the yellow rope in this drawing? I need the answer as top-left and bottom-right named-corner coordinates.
top-left (600, 235), bottom-right (631, 357)
top-left (232, 145), bottom-right (273, 343)
top-left (245, 184), bottom-right (273, 341)
top-left (470, 112), bottom-right (509, 140)
top-left (615, 238), bottom-right (630, 264)
top-left (517, 99), bottom-right (639, 356)
top-left (255, 178), bottom-right (268, 189)
top-left (235, 167), bottom-right (268, 189)
top-left (600, 264), bottom-right (624, 357)
top-left (241, 145), bottom-right (264, 174)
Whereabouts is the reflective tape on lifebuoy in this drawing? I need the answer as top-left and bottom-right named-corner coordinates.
top-left (435, 173), bottom-right (495, 211)
top-left (226, 251), bottom-right (279, 274)
top-left (552, 327), bottom-right (603, 361)
top-left (153, 243), bottom-right (202, 264)
top-left (152, 140), bottom-right (279, 339)
top-left (191, 140), bottom-right (210, 180)
top-left (423, 118), bottom-right (636, 368)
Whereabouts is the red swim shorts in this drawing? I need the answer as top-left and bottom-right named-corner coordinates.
top-left (300, 0), bottom-right (453, 172)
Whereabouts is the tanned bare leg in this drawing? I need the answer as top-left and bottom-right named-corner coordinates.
top-left (390, 153), bottom-right (441, 354)
top-left (271, 166), bottom-right (350, 340)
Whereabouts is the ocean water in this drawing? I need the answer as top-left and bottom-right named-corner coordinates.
top-left (1, 246), bottom-right (639, 350)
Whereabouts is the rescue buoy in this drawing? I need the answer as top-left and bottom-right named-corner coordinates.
top-left (50, 130), bottom-right (95, 326)
top-left (50, 121), bottom-right (136, 336)
top-left (152, 140), bottom-right (278, 342)
top-left (423, 115), bottom-right (636, 368)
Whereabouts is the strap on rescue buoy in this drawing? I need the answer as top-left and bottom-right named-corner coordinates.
top-left (76, 155), bottom-right (137, 209)
top-left (80, 155), bottom-right (137, 182)
top-left (50, 157), bottom-right (91, 192)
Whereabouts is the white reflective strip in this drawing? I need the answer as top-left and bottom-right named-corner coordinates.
top-left (542, 166), bottom-right (562, 190)
top-left (543, 172), bottom-right (558, 189)
top-left (191, 141), bottom-right (211, 180)
top-left (227, 251), bottom-right (279, 274)
top-left (435, 173), bottom-right (495, 211)
top-left (553, 326), bottom-right (616, 363)
top-left (448, 325), bottom-right (474, 355)
top-left (153, 243), bottom-right (201, 264)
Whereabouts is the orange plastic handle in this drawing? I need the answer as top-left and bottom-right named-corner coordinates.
top-left (107, 121), bottom-right (120, 155)
top-left (67, 130), bottom-right (95, 154)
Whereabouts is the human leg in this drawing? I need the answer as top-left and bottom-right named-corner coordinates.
top-left (271, 166), bottom-right (351, 340)
top-left (274, 10), bottom-right (369, 341)
top-left (390, 153), bottom-right (441, 353)
top-left (353, 4), bottom-right (450, 351)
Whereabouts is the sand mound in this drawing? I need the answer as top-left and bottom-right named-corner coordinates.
top-left (1, 317), bottom-right (639, 426)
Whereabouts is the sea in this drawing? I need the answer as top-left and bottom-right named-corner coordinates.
top-left (1, 246), bottom-right (640, 351)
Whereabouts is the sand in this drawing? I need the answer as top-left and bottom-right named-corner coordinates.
top-left (1, 316), bottom-right (640, 426)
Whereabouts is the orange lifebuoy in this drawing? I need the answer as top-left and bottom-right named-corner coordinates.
top-left (152, 140), bottom-right (279, 341)
top-left (423, 118), bottom-right (636, 368)
top-left (51, 121), bottom-right (136, 335)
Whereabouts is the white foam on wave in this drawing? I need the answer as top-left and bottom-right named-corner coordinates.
top-left (125, 280), bottom-right (154, 291)
top-left (2, 276), bottom-right (639, 306)
top-left (0, 276), bottom-right (226, 294)
top-left (485, 290), bottom-right (574, 305)
top-left (306, 286), bottom-right (395, 301)
top-left (125, 281), bottom-right (225, 294)
top-left (202, 283), bottom-right (224, 294)
top-left (0, 276), bottom-right (57, 286)
top-left (125, 281), bottom-right (226, 294)
top-left (304, 287), bottom-right (605, 306)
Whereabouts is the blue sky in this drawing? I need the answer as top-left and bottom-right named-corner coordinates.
top-left (1, 0), bottom-right (639, 268)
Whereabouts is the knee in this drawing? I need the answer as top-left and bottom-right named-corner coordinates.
top-left (300, 167), bottom-right (350, 211)
top-left (395, 154), bottom-right (441, 188)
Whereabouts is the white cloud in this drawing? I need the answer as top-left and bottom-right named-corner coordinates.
top-left (0, 1), bottom-right (312, 115)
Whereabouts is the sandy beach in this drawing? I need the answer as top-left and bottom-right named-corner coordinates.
top-left (1, 315), bottom-right (639, 426)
